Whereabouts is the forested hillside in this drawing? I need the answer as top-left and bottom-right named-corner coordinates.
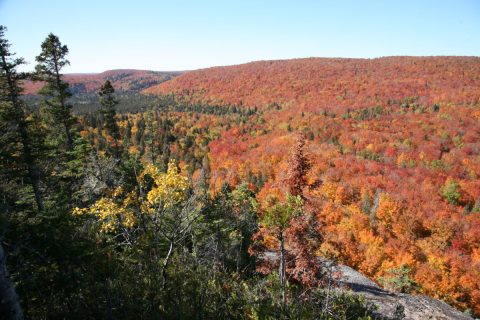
top-left (24, 69), bottom-right (181, 94)
top-left (1, 24), bottom-right (479, 319)
top-left (145, 57), bottom-right (480, 112)
top-left (146, 57), bottom-right (480, 316)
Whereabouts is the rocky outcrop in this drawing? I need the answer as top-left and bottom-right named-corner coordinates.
top-left (335, 264), bottom-right (472, 320)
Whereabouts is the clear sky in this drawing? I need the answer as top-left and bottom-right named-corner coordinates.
top-left (1, 0), bottom-right (479, 73)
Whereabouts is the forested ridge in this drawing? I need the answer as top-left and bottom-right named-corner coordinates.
top-left (1, 25), bottom-right (479, 319)
top-left (146, 57), bottom-right (480, 316)
top-left (144, 56), bottom-right (480, 112)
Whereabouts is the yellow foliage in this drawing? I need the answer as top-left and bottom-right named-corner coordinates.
top-left (376, 193), bottom-right (401, 227)
top-left (74, 160), bottom-right (189, 233)
top-left (128, 145), bottom-right (139, 155)
top-left (118, 120), bottom-right (129, 129)
top-left (428, 255), bottom-right (447, 272)
top-left (396, 153), bottom-right (408, 167)
top-left (262, 233), bottom-right (278, 250)
top-left (317, 242), bottom-right (340, 259)
top-left (141, 160), bottom-right (189, 211)
top-left (74, 197), bottom-right (136, 233)
top-left (472, 248), bottom-right (480, 264)
top-left (320, 181), bottom-right (337, 201)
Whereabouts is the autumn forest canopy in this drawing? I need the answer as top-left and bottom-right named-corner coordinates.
top-left (1, 25), bottom-right (480, 319)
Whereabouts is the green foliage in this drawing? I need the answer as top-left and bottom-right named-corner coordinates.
top-left (358, 149), bottom-right (382, 162)
top-left (99, 81), bottom-right (120, 136)
top-left (452, 135), bottom-right (463, 149)
top-left (36, 33), bottom-right (76, 150)
top-left (379, 265), bottom-right (418, 293)
top-left (441, 179), bottom-right (461, 205)
top-left (261, 194), bottom-right (303, 231)
top-left (99, 80), bottom-right (121, 157)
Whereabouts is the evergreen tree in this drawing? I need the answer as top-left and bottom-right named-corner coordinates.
top-left (35, 34), bottom-right (88, 207)
top-left (0, 24), bottom-right (26, 320)
top-left (35, 33), bottom-right (75, 150)
top-left (98, 80), bottom-right (121, 158)
top-left (0, 25), bottom-right (44, 211)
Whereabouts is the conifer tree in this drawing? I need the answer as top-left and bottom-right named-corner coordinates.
top-left (98, 80), bottom-right (121, 158)
top-left (35, 34), bottom-right (89, 207)
top-left (35, 33), bottom-right (75, 150)
top-left (0, 25), bottom-right (44, 211)
top-left (0, 24), bottom-right (32, 320)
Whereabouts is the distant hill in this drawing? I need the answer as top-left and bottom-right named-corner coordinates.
top-left (144, 57), bottom-right (480, 112)
top-left (23, 69), bottom-right (182, 95)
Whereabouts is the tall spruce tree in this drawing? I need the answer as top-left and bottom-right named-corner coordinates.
top-left (35, 33), bottom-right (75, 150)
top-left (0, 26), bottom-right (44, 211)
top-left (0, 24), bottom-right (26, 320)
top-left (98, 80), bottom-right (121, 158)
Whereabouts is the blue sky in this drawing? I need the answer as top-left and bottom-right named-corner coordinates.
top-left (1, 0), bottom-right (479, 72)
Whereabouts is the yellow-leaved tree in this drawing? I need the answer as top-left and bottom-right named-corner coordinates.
top-left (74, 159), bottom-right (201, 287)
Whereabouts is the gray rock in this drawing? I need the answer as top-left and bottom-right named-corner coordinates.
top-left (334, 264), bottom-right (473, 320)
top-left (260, 253), bottom-right (474, 319)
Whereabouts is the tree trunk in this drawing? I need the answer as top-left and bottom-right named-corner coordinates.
top-left (161, 241), bottom-right (174, 289)
top-left (279, 231), bottom-right (286, 307)
top-left (236, 236), bottom-right (243, 273)
top-left (0, 243), bottom-right (23, 320)
top-left (53, 51), bottom-right (73, 151)
top-left (64, 120), bottom-right (73, 151)
top-left (18, 121), bottom-right (44, 212)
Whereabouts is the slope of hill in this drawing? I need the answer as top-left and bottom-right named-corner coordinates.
top-left (144, 56), bottom-right (480, 113)
top-left (143, 57), bottom-right (480, 315)
top-left (23, 69), bottom-right (181, 95)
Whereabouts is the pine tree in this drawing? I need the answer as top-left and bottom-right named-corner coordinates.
top-left (98, 80), bottom-right (121, 158)
top-left (35, 34), bottom-right (89, 207)
top-left (0, 25), bottom-right (44, 211)
top-left (35, 33), bottom-right (75, 150)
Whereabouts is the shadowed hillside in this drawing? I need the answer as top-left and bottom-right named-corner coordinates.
top-left (23, 69), bottom-right (181, 94)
